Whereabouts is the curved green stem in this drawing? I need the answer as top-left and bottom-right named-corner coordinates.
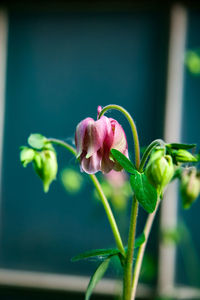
top-left (98, 105), bottom-right (141, 300)
top-left (48, 138), bottom-right (77, 156)
top-left (130, 200), bottom-right (160, 300)
top-left (139, 139), bottom-right (165, 172)
top-left (98, 105), bottom-right (140, 169)
top-left (48, 138), bottom-right (125, 256)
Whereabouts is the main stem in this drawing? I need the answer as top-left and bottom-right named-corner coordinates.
top-left (48, 138), bottom-right (125, 257)
top-left (98, 105), bottom-right (140, 300)
top-left (123, 197), bottom-right (138, 300)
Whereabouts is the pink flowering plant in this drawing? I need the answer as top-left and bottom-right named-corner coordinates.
top-left (20, 104), bottom-right (200, 300)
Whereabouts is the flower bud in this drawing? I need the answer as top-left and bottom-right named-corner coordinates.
top-left (181, 169), bottom-right (200, 209)
top-left (33, 150), bottom-right (58, 193)
top-left (146, 150), bottom-right (174, 194)
top-left (20, 147), bottom-right (35, 167)
top-left (174, 149), bottom-right (197, 163)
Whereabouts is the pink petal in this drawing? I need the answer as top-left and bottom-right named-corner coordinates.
top-left (85, 116), bottom-right (110, 159)
top-left (75, 117), bottom-right (94, 158)
top-left (81, 151), bottom-right (102, 174)
top-left (101, 153), bottom-right (114, 173)
top-left (109, 119), bottom-right (128, 156)
top-left (105, 170), bottom-right (127, 187)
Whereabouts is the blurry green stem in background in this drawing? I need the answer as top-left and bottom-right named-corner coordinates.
top-left (48, 138), bottom-right (125, 257)
top-left (131, 200), bottom-right (160, 300)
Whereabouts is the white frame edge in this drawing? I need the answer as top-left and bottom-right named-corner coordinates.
top-left (0, 9), bottom-right (8, 195)
top-left (158, 4), bottom-right (188, 296)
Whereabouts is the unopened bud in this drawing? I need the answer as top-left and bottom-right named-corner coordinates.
top-left (146, 149), bottom-right (174, 194)
top-left (181, 169), bottom-right (200, 209)
top-left (174, 149), bottom-right (197, 163)
top-left (20, 147), bottom-right (35, 167)
top-left (33, 150), bottom-right (58, 193)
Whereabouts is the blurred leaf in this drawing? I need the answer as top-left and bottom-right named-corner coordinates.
top-left (166, 143), bottom-right (196, 150)
top-left (161, 228), bottom-right (181, 245)
top-left (28, 133), bottom-right (47, 149)
top-left (185, 50), bottom-right (200, 75)
top-left (140, 254), bottom-right (156, 282)
top-left (61, 168), bottom-right (83, 194)
top-left (71, 248), bottom-right (120, 262)
top-left (130, 171), bottom-right (157, 213)
top-left (110, 149), bottom-right (136, 173)
top-left (171, 167), bottom-right (182, 181)
top-left (85, 258), bottom-right (110, 300)
top-left (135, 233), bottom-right (146, 248)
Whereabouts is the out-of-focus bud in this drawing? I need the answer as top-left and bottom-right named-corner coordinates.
top-left (20, 147), bottom-right (35, 167)
top-left (33, 150), bottom-right (58, 193)
top-left (181, 169), bottom-right (200, 209)
top-left (61, 168), bottom-right (83, 194)
top-left (173, 149), bottom-right (197, 163)
top-left (146, 148), bottom-right (174, 194)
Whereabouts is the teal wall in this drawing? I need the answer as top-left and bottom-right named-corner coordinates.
top-left (176, 9), bottom-right (200, 287)
top-left (1, 9), bottom-right (168, 280)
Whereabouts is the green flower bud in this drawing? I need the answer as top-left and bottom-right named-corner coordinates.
top-left (174, 149), bottom-right (197, 163)
top-left (146, 150), bottom-right (174, 194)
top-left (181, 169), bottom-right (200, 209)
top-left (20, 147), bottom-right (35, 167)
top-left (33, 150), bottom-right (58, 193)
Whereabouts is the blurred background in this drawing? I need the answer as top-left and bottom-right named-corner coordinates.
top-left (0, 0), bottom-right (200, 299)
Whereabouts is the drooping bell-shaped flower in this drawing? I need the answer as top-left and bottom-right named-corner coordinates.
top-left (75, 107), bottom-right (128, 174)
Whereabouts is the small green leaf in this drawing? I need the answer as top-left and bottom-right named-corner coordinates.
top-left (110, 149), bottom-right (136, 173)
top-left (130, 170), bottom-right (157, 213)
top-left (71, 248), bottom-right (120, 262)
top-left (135, 233), bottom-right (146, 248)
top-left (28, 133), bottom-right (47, 149)
top-left (166, 143), bottom-right (196, 150)
top-left (85, 258), bottom-right (110, 300)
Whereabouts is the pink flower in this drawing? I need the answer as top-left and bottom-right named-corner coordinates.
top-left (75, 107), bottom-right (128, 174)
top-left (105, 170), bottom-right (127, 188)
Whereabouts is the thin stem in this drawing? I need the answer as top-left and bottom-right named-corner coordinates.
top-left (123, 197), bottom-right (138, 300)
top-left (48, 138), bottom-right (125, 256)
top-left (89, 174), bottom-right (125, 256)
top-left (139, 139), bottom-right (165, 172)
top-left (98, 104), bottom-right (140, 169)
top-left (48, 138), bottom-right (77, 156)
top-left (98, 105), bottom-right (141, 300)
top-left (130, 200), bottom-right (161, 300)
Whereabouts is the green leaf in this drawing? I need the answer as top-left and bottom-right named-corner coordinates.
top-left (28, 133), bottom-right (47, 149)
top-left (71, 248), bottom-right (120, 262)
top-left (166, 143), bottom-right (196, 150)
top-left (135, 233), bottom-right (146, 248)
top-left (130, 170), bottom-right (157, 213)
top-left (110, 149), bottom-right (136, 173)
top-left (85, 258), bottom-right (110, 300)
